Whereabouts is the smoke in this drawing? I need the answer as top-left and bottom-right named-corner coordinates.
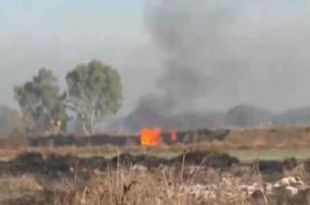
top-left (145, 0), bottom-right (235, 113)
top-left (121, 0), bottom-right (310, 131)
top-left (123, 0), bottom-right (233, 129)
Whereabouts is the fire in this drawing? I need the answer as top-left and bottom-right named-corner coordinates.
top-left (170, 129), bottom-right (177, 142)
top-left (140, 128), bottom-right (161, 146)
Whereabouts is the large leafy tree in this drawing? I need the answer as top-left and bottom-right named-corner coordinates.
top-left (65, 59), bottom-right (122, 135)
top-left (14, 69), bottom-right (67, 136)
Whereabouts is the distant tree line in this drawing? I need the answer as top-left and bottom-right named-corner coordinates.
top-left (13, 59), bottom-right (122, 137)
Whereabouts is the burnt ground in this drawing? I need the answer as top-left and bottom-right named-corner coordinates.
top-left (0, 151), bottom-right (308, 178)
top-left (1, 151), bottom-right (310, 205)
top-left (28, 129), bottom-right (230, 147)
top-left (0, 151), bottom-right (239, 175)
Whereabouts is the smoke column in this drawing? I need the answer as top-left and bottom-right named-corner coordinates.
top-left (124, 0), bottom-right (310, 131)
top-left (126, 0), bottom-right (234, 130)
top-left (146, 0), bottom-right (234, 112)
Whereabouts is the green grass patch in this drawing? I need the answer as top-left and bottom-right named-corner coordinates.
top-left (228, 148), bottom-right (310, 162)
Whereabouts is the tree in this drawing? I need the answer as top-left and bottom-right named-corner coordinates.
top-left (0, 105), bottom-right (19, 136)
top-left (14, 69), bottom-right (67, 136)
top-left (225, 104), bottom-right (273, 128)
top-left (65, 59), bottom-right (122, 135)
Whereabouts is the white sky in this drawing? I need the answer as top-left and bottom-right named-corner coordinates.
top-left (1, 0), bottom-right (310, 114)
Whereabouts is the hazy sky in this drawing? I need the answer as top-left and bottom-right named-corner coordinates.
top-left (0, 0), bottom-right (160, 114)
top-left (1, 0), bottom-right (310, 114)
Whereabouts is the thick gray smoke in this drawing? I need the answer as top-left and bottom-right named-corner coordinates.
top-left (146, 0), bottom-right (234, 113)
top-left (125, 0), bottom-right (236, 130)
top-left (120, 0), bottom-right (310, 131)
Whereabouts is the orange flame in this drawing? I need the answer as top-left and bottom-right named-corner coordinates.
top-left (140, 128), bottom-right (161, 146)
top-left (170, 129), bottom-right (177, 142)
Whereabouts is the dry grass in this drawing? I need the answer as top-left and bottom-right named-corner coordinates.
top-left (48, 165), bottom-right (310, 205)
top-left (31, 168), bottom-right (251, 205)
top-left (0, 127), bottom-right (310, 162)
top-left (226, 127), bottom-right (310, 149)
top-left (2, 127), bottom-right (310, 204)
top-left (1, 163), bottom-right (310, 205)
top-left (0, 175), bottom-right (42, 202)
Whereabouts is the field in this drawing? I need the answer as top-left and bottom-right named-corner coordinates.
top-left (1, 127), bottom-right (310, 204)
top-left (229, 148), bottom-right (310, 162)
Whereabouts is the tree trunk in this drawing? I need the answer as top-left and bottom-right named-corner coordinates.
top-left (89, 111), bottom-right (96, 135)
top-left (81, 120), bottom-right (89, 136)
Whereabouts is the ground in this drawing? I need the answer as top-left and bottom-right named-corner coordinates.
top-left (0, 127), bottom-right (310, 204)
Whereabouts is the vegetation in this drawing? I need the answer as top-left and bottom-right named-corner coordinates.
top-left (13, 59), bottom-right (122, 137)
top-left (0, 152), bottom-right (309, 205)
top-left (66, 59), bottom-right (122, 135)
top-left (14, 69), bottom-right (67, 136)
top-left (0, 106), bottom-right (19, 136)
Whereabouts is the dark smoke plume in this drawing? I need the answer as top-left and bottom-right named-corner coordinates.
top-left (146, 0), bottom-right (233, 113)
top-left (125, 0), bottom-right (237, 130)
top-left (118, 0), bottom-right (310, 131)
